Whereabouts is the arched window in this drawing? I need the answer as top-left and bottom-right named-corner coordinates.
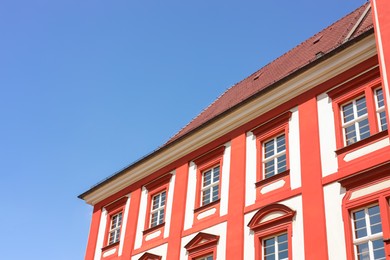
top-left (248, 204), bottom-right (295, 260)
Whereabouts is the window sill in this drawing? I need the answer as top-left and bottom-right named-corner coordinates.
top-left (101, 241), bottom-right (119, 251)
top-left (143, 222), bottom-right (165, 235)
top-left (194, 199), bottom-right (221, 214)
top-left (335, 130), bottom-right (388, 155)
top-left (255, 170), bottom-right (290, 187)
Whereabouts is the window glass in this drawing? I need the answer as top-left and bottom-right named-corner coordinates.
top-left (108, 212), bottom-right (123, 245)
top-left (263, 134), bottom-right (286, 178)
top-left (150, 191), bottom-right (166, 227)
top-left (352, 205), bottom-right (385, 260)
top-left (263, 233), bottom-right (288, 260)
top-left (375, 88), bottom-right (388, 131)
top-left (341, 96), bottom-right (370, 145)
top-left (201, 166), bottom-right (220, 206)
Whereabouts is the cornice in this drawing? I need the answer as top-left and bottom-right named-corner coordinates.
top-left (81, 34), bottom-right (377, 205)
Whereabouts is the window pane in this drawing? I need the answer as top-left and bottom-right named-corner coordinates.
top-left (212, 186), bottom-right (219, 202)
top-left (372, 239), bottom-right (385, 259)
top-left (342, 102), bottom-right (354, 123)
top-left (264, 161), bottom-right (275, 178)
top-left (345, 125), bottom-right (357, 145)
top-left (356, 242), bottom-right (370, 260)
top-left (379, 111), bottom-right (387, 130)
top-left (376, 89), bottom-right (384, 108)
top-left (276, 135), bottom-right (285, 153)
top-left (202, 189), bottom-right (210, 205)
top-left (356, 97), bottom-right (367, 117)
top-left (279, 250), bottom-right (288, 260)
top-left (358, 118), bottom-right (370, 140)
top-left (159, 209), bottom-right (164, 224)
top-left (213, 166), bottom-right (220, 182)
top-left (277, 154), bottom-right (287, 173)
top-left (264, 140), bottom-right (275, 158)
top-left (203, 170), bottom-right (211, 186)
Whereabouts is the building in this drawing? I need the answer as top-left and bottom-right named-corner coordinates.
top-left (79, 1), bottom-right (390, 259)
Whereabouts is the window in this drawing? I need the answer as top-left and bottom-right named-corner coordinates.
top-left (263, 134), bottom-right (287, 178)
top-left (102, 196), bottom-right (127, 250)
top-left (252, 111), bottom-right (291, 184)
top-left (184, 232), bottom-right (219, 260)
top-left (248, 204), bottom-right (294, 260)
top-left (142, 173), bottom-right (172, 243)
top-left (192, 146), bottom-right (225, 215)
top-left (108, 212), bottom-right (123, 245)
top-left (328, 72), bottom-right (388, 149)
top-left (375, 88), bottom-right (387, 131)
top-left (341, 96), bottom-right (370, 146)
top-left (339, 162), bottom-right (390, 260)
top-left (263, 233), bottom-right (288, 260)
top-left (351, 205), bottom-right (385, 260)
top-left (201, 165), bottom-right (220, 206)
top-left (196, 255), bottom-right (213, 260)
top-left (150, 191), bottom-right (166, 228)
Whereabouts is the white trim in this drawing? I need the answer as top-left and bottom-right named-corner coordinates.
top-left (260, 179), bottom-right (285, 194)
top-left (323, 183), bottom-right (347, 260)
top-left (164, 171), bottom-right (175, 238)
top-left (197, 208), bottom-right (217, 220)
top-left (245, 132), bottom-right (257, 206)
top-left (220, 142), bottom-right (231, 216)
top-left (118, 195), bottom-right (131, 256)
top-left (94, 208), bottom-right (107, 260)
top-left (83, 35), bottom-right (378, 206)
top-left (350, 179), bottom-right (390, 200)
top-left (317, 93), bottom-right (338, 177)
top-left (289, 107), bottom-right (302, 188)
top-left (134, 187), bottom-right (148, 249)
top-left (184, 162), bottom-right (196, 230)
top-left (343, 137), bottom-right (389, 162)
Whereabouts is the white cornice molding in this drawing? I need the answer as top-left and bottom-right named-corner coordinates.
top-left (83, 35), bottom-right (377, 205)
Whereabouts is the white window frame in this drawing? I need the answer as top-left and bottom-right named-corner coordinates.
top-left (341, 95), bottom-right (370, 146)
top-left (351, 204), bottom-right (385, 260)
top-left (374, 87), bottom-right (388, 131)
top-left (263, 134), bottom-right (286, 179)
top-left (263, 232), bottom-right (288, 260)
top-left (201, 165), bottom-right (220, 206)
top-left (108, 212), bottom-right (122, 245)
top-left (150, 191), bottom-right (166, 228)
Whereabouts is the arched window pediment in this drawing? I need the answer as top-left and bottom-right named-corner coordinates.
top-left (248, 204), bottom-right (295, 232)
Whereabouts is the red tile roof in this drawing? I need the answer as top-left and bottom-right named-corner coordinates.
top-left (167, 3), bottom-right (373, 144)
top-left (79, 3), bottom-right (375, 199)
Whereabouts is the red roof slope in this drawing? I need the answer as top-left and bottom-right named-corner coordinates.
top-left (167, 3), bottom-right (373, 144)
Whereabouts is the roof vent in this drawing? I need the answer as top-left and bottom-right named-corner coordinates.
top-left (313, 35), bottom-right (323, 44)
top-left (315, 51), bottom-right (324, 59)
top-left (253, 72), bottom-right (263, 81)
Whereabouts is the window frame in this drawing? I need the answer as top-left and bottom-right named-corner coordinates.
top-left (184, 232), bottom-right (219, 260)
top-left (248, 204), bottom-right (295, 260)
top-left (339, 162), bottom-right (390, 260)
top-left (350, 204), bottom-right (385, 260)
top-left (102, 196), bottom-right (128, 250)
top-left (142, 173), bottom-right (172, 239)
top-left (149, 190), bottom-right (167, 228)
top-left (262, 133), bottom-right (287, 179)
top-left (253, 112), bottom-right (291, 184)
top-left (193, 146), bottom-right (225, 212)
top-left (262, 232), bottom-right (289, 260)
top-left (374, 87), bottom-right (388, 131)
top-left (328, 72), bottom-right (386, 150)
top-left (200, 164), bottom-right (220, 207)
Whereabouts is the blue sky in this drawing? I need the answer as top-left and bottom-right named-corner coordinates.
top-left (0, 1), bottom-right (366, 259)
